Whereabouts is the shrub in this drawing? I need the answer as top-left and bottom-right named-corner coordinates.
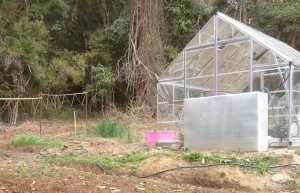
top-left (86, 119), bottom-right (132, 143)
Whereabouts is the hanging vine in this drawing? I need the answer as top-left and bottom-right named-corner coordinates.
top-left (118, 0), bottom-right (165, 107)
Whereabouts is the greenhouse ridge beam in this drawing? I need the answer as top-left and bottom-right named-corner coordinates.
top-left (185, 36), bottom-right (251, 52)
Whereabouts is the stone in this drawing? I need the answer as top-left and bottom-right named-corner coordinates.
top-left (61, 145), bottom-right (68, 151)
top-left (170, 144), bottom-right (182, 151)
top-left (271, 173), bottom-right (291, 183)
top-left (201, 158), bottom-right (205, 165)
top-left (292, 154), bottom-right (300, 165)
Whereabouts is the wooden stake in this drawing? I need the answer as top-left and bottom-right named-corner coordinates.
top-left (74, 111), bottom-right (77, 134)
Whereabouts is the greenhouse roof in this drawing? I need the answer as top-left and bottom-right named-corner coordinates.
top-left (217, 12), bottom-right (300, 67)
top-left (159, 12), bottom-right (300, 85)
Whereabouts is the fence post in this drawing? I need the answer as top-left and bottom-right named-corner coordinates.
top-left (39, 95), bottom-right (42, 137)
top-left (85, 92), bottom-right (88, 132)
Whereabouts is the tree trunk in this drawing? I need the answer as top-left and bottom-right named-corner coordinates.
top-left (242, 5), bottom-right (248, 24)
top-left (290, 33), bottom-right (296, 48)
top-left (9, 100), bottom-right (19, 124)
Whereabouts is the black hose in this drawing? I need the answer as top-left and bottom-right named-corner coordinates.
top-left (95, 162), bottom-right (299, 179)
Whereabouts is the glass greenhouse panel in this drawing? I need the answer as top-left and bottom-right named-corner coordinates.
top-left (217, 17), bottom-right (246, 41)
top-left (159, 53), bottom-right (184, 80)
top-left (218, 72), bottom-right (249, 93)
top-left (157, 82), bottom-right (186, 102)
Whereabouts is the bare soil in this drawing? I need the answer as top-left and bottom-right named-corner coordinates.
top-left (0, 115), bottom-right (299, 193)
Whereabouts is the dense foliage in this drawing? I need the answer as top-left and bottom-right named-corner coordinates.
top-left (0, 0), bottom-right (299, 111)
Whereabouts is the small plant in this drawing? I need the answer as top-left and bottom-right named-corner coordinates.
top-left (41, 165), bottom-right (52, 176)
top-left (229, 156), bottom-right (239, 162)
top-left (0, 152), bottom-right (8, 157)
top-left (285, 178), bottom-right (298, 190)
top-left (295, 149), bottom-right (300, 155)
top-left (69, 128), bottom-right (86, 138)
top-left (10, 162), bottom-right (33, 177)
top-left (116, 151), bottom-right (159, 163)
top-left (11, 135), bottom-right (65, 147)
top-left (220, 171), bottom-right (226, 177)
top-left (183, 152), bottom-right (204, 161)
top-left (86, 119), bottom-right (133, 143)
top-left (225, 150), bottom-right (233, 155)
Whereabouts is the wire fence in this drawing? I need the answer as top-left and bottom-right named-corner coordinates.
top-left (0, 93), bottom-right (88, 136)
top-left (41, 93), bottom-right (88, 136)
top-left (0, 98), bottom-right (41, 134)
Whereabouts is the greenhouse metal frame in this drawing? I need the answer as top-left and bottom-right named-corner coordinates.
top-left (157, 12), bottom-right (300, 146)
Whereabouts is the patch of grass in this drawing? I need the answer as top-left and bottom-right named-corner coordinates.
top-left (183, 151), bottom-right (279, 174)
top-left (245, 155), bottom-right (278, 174)
top-left (115, 151), bottom-right (159, 163)
top-left (41, 165), bottom-right (52, 176)
top-left (44, 152), bottom-right (121, 169)
top-left (11, 135), bottom-right (65, 147)
top-left (183, 152), bottom-right (204, 161)
top-left (295, 149), bottom-right (300, 155)
top-left (220, 171), bottom-right (226, 177)
top-left (225, 150), bottom-right (233, 155)
top-left (10, 162), bottom-right (33, 177)
top-left (250, 155), bottom-right (278, 165)
top-left (86, 119), bottom-right (133, 143)
top-left (43, 149), bottom-right (177, 172)
top-left (285, 178), bottom-right (299, 191)
top-left (69, 128), bottom-right (86, 138)
top-left (0, 152), bottom-right (8, 157)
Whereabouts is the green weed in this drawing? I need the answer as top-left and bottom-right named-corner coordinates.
top-left (41, 165), bottom-right (52, 176)
top-left (11, 135), bottom-right (65, 147)
top-left (284, 178), bottom-right (299, 191)
top-left (183, 151), bottom-right (279, 174)
top-left (220, 171), bottom-right (226, 177)
top-left (295, 149), bottom-right (300, 155)
top-left (286, 178), bottom-right (298, 187)
top-left (69, 128), bottom-right (86, 137)
top-left (86, 119), bottom-right (133, 143)
top-left (44, 152), bottom-right (120, 169)
top-left (0, 152), bottom-right (8, 157)
top-left (116, 151), bottom-right (159, 163)
top-left (183, 152), bottom-right (204, 161)
top-left (245, 155), bottom-right (278, 174)
top-left (43, 149), bottom-right (176, 172)
top-left (10, 162), bottom-right (33, 177)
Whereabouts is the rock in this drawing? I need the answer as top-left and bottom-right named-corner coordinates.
top-left (61, 145), bottom-right (68, 151)
top-left (170, 144), bottom-right (181, 151)
top-left (271, 173), bottom-right (291, 183)
top-left (201, 158), bottom-right (205, 165)
top-left (292, 154), bottom-right (300, 165)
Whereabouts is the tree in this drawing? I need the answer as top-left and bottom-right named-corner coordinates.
top-left (250, 1), bottom-right (300, 49)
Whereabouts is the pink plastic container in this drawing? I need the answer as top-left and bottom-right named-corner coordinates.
top-left (145, 131), bottom-right (175, 146)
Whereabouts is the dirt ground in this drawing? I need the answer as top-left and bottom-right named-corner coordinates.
top-left (0, 115), bottom-right (299, 193)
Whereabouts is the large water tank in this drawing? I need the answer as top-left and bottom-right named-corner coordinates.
top-left (184, 92), bottom-right (268, 151)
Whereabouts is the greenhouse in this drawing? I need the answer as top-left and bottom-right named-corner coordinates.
top-left (156, 12), bottom-right (300, 149)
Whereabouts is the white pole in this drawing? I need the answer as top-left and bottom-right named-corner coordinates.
top-left (74, 111), bottom-right (77, 134)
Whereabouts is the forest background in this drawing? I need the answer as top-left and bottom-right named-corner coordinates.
top-left (1, 0), bottom-right (299, 113)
